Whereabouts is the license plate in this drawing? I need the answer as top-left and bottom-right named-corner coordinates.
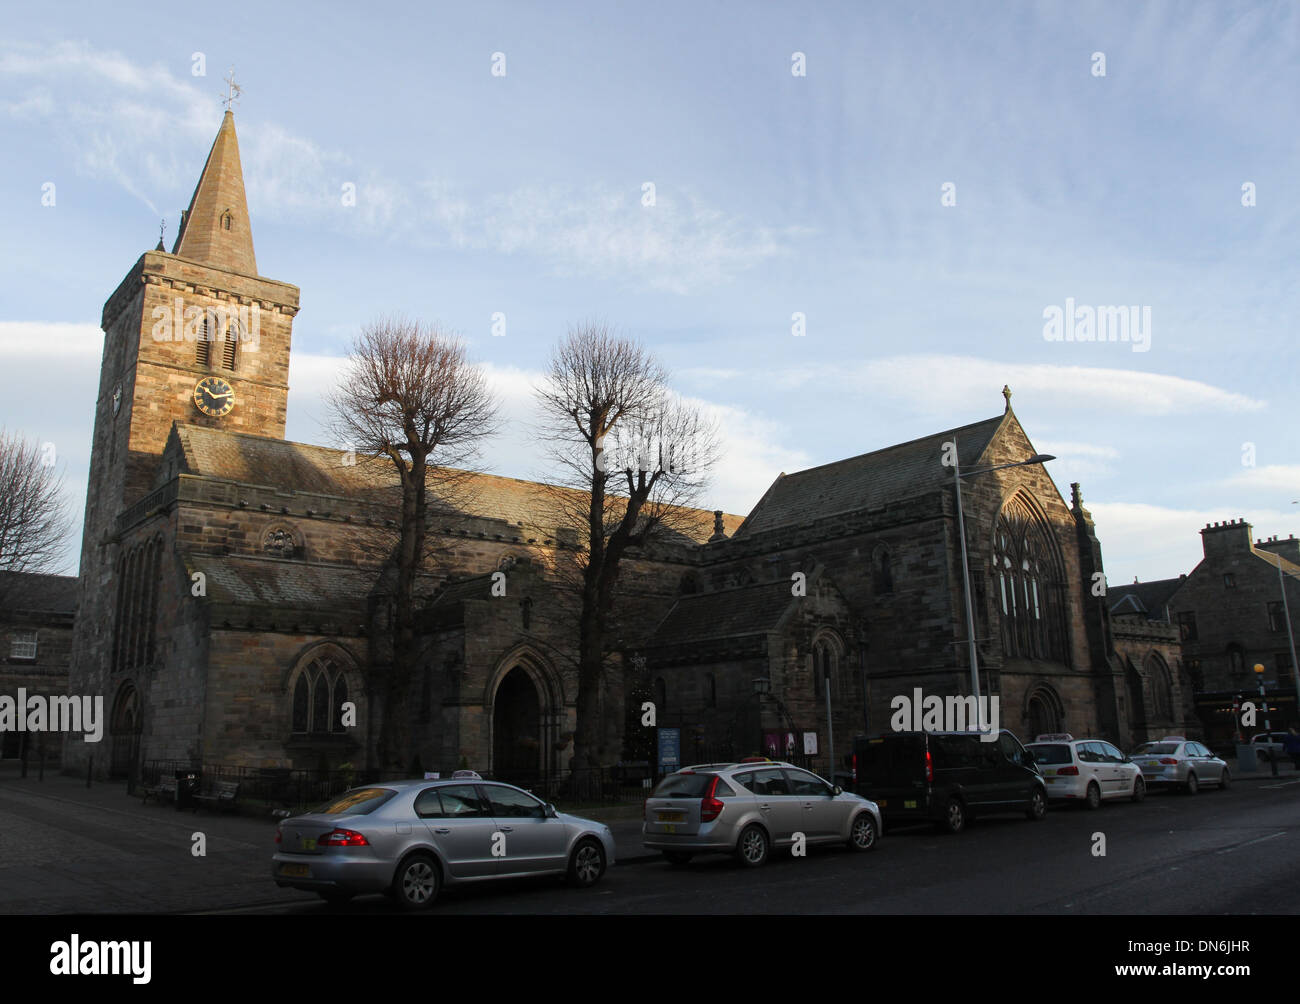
top-left (279, 863), bottom-right (310, 877)
top-left (664, 824), bottom-right (676, 834)
top-left (903, 800), bottom-right (916, 809)
top-left (657, 811), bottom-right (685, 823)
top-left (877, 799), bottom-right (888, 808)
top-left (300, 837), bottom-right (317, 851)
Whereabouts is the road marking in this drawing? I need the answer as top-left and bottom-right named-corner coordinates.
top-left (1215, 830), bottom-right (1286, 854)
top-left (1261, 780), bottom-right (1300, 789)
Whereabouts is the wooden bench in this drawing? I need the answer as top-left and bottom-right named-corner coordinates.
top-left (141, 777), bottom-right (177, 804)
top-left (193, 780), bottom-right (240, 813)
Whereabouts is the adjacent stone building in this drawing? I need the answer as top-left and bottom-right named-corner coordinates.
top-left (0, 572), bottom-right (78, 762)
top-left (1105, 577), bottom-right (1197, 743)
top-left (63, 110), bottom-right (1143, 786)
top-left (1165, 522), bottom-right (1300, 744)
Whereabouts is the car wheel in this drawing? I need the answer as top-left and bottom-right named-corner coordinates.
top-left (1219, 769), bottom-right (1231, 790)
top-left (736, 824), bottom-right (769, 867)
top-left (662, 850), bottom-right (693, 866)
top-left (1026, 787), bottom-right (1047, 821)
top-left (567, 838), bottom-right (605, 887)
top-left (937, 797), bottom-right (966, 834)
top-left (1185, 772), bottom-right (1199, 795)
top-left (1131, 777), bottom-right (1146, 803)
top-left (394, 853), bottom-right (439, 910)
top-left (1085, 781), bottom-right (1102, 810)
top-left (848, 812), bottom-right (878, 852)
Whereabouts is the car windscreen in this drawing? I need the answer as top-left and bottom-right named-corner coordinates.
top-left (1134, 743), bottom-right (1179, 755)
top-left (310, 787), bottom-right (397, 816)
top-left (651, 773), bottom-right (717, 797)
top-left (1026, 744), bottom-right (1072, 765)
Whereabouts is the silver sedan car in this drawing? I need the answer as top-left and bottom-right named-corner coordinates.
top-left (1130, 737), bottom-right (1230, 794)
top-left (643, 760), bottom-right (881, 867)
top-left (273, 778), bottom-right (615, 909)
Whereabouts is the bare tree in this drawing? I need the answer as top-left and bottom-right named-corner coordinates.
top-left (0, 429), bottom-right (73, 583)
top-left (329, 318), bottom-right (498, 772)
top-left (536, 323), bottom-right (720, 771)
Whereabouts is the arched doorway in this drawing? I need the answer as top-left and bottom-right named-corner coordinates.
top-left (1025, 686), bottom-right (1061, 738)
top-left (493, 666), bottom-right (541, 785)
top-left (109, 683), bottom-right (142, 780)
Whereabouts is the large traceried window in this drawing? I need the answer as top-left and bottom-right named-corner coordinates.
top-left (291, 655), bottom-right (351, 735)
top-left (991, 496), bottom-right (1068, 665)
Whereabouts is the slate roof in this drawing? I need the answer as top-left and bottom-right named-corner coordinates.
top-left (648, 579), bottom-right (799, 645)
top-left (734, 414), bottom-right (1006, 537)
top-left (184, 554), bottom-right (375, 611)
top-left (0, 571), bottom-right (79, 615)
top-left (1107, 577), bottom-right (1186, 621)
top-left (172, 425), bottom-right (743, 546)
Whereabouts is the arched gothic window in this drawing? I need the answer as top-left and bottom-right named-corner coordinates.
top-left (812, 637), bottom-right (840, 697)
top-left (291, 656), bottom-right (351, 735)
top-left (991, 496), bottom-right (1068, 664)
top-left (1146, 654), bottom-right (1174, 721)
top-left (872, 546), bottom-right (893, 594)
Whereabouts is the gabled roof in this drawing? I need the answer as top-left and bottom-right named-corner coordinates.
top-left (172, 111), bottom-right (257, 275)
top-left (734, 413), bottom-right (1006, 537)
top-left (169, 424), bottom-right (741, 546)
top-left (1107, 577), bottom-right (1185, 621)
top-left (0, 571), bottom-right (79, 615)
top-left (648, 579), bottom-right (803, 646)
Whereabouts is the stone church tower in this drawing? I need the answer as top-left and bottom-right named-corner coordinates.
top-left (68, 111), bottom-right (300, 776)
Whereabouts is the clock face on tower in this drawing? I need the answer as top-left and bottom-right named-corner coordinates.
top-left (193, 376), bottom-right (235, 417)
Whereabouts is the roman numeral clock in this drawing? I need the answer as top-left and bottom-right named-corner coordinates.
top-left (193, 376), bottom-right (235, 417)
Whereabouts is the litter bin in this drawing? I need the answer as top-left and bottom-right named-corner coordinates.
top-left (175, 769), bottom-right (201, 812)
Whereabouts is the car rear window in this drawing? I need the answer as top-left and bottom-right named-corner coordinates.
top-left (652, 773), bottom-right (718, 797)
top-left (1135, 743), bottom-right (1179, 755)
top-left (311, 787), bottom-right (396, 816)
top-left (1027, 744), bottom-right (1072, 765)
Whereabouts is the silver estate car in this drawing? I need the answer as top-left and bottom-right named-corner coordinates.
top-left (273, 777), bottom-right (615, 909)
top-left (1130, 737), bottom-right (1230, 794)
top-left (643, 760), bottom-right (881, 867)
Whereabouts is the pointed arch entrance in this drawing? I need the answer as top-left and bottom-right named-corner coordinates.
top-left (487, 646), bottom-right (564, 785)
top-left (493, 667), bottom-right (541, 784)
top-left (110, 682), bottom-right (143, 780)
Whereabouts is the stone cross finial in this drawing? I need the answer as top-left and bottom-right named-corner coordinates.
top-left (221, 68), bottom-right (242, 111)
top-left (1002, 384), bottom-right (1012, 411)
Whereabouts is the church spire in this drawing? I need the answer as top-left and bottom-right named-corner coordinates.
top-left (171, 110), bottom-right (257, 275)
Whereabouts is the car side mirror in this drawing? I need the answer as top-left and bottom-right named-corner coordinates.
top-left (832, 785), bottom-right (842, 796)
top-left (544, 803), bottom-right (558, 818)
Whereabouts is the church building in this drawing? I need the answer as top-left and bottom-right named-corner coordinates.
top-left (65, 111), bottom-right (1144, 788)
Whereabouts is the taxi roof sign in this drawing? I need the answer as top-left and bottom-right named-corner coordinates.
top-left (1034, 733), bottom-right (1074, 743)
top-left (450, 769), bottom-right (482, 779)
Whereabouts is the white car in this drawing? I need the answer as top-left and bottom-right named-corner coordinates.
top-left (1026, 734), bottom-right (1145, 808)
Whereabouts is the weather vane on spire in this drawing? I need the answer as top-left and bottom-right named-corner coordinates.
top-left (221, 68), bottom-right (242, 111)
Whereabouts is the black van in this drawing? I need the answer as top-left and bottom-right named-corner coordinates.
top-left (851, 730), bottom-right (1047, 833)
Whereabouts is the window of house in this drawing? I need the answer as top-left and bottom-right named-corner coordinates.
top-left (705, 673), bottom-right (717, 708)
top-left (1268, 601), bottom-right (1286, 633)
top-left (9, 630), bottom-right (37, 660)
top-left (1224, 573), bottom-right (1236, 589)
top-left (1177, 611), bottom-right (1198, 643)
top-left (291, 656), bottom-right (351, 735)
top-left (195, 315), bottom-right (211, 367)
top-left (221, 323), bottom-right (238, 370)
top-left (872, 547), bottom-right (893, 594)
top-left (990, 497), bottom-right (1066, 663)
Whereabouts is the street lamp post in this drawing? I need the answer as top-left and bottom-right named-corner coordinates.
top-left (1254, 663), bottom-right (1277, 777)
top-left (952, 436), bottom-right (1055, 735)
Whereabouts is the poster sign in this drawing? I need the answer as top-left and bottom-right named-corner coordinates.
top-left (803, 732), bottom-right (818, 755)
top-left (657, 728), bottom-right (681, 773)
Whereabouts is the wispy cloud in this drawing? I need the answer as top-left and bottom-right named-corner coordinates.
top-left (689, 354), bottom-right (1265, 416)
top-left (0, 39), bottom-right (793, 292)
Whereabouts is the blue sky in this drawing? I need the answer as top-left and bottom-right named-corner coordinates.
top-left (1, 0), bottom-right (1297, 584)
